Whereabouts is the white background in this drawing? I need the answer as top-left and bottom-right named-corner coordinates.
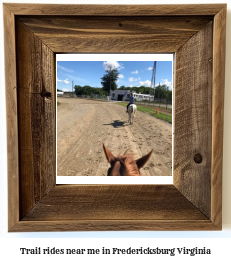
top-left (0, 0), bottom-right (231, 260)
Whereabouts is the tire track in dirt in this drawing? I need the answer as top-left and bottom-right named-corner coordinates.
top-left (131, 112), bottom-right (172, 176)
top-left (57, 98), bottom-right (172, 176)
top-left (94, 101), bottom-right (147, 175)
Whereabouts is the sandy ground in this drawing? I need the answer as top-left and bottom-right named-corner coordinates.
top-left (57, 97), bottom-right (172, 176)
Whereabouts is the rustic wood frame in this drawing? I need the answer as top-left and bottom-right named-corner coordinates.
top-left (4, 4), bottom-right (226, 232)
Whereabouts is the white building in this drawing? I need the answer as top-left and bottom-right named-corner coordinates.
top-left (110, 90), bottom-right (154, 102)
top-left (57, 91), bottom-right (64, 97)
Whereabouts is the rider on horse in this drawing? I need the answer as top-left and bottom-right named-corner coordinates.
top-left (126, 92), bottom-right (135, 113)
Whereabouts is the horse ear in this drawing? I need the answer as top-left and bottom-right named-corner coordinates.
top-left (135, 150), bottom-right (153, 169)
top-left (103, 144), bottom-right (116, 165)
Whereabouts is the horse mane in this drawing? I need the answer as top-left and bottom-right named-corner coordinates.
top-left (103, 144), bottom-right (153, 176)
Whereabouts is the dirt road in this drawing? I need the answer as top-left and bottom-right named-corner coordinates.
top-left (57, 97), bottom-right (172, 176)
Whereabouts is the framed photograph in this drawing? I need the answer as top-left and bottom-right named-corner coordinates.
top-left (4, 3), bottom-right (226, 231)
top-left (56, 53), bottom-right (174, 185)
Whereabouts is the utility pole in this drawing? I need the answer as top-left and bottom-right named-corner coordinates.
top-left (109, 72), bottom-right (111, 97)
top-left (109, 66), bottom-right (112, 97)
top-left (150, 61), bottom-right (157, 105)
top-left (158, 82), bottom-right (161, 108)
top-left (72, 81), bottom-right (74, 97)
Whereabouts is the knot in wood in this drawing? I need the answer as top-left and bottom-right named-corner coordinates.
top-left (194, 153), bottom-right (202, 164)
top-left (40, 90), bottom-right (52, 99)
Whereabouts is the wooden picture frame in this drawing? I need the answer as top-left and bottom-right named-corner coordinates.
top-left (4, 3), bottom-right (226, 231)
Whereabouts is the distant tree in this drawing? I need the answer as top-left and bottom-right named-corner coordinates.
top-left (82, 85), bottom-right (92, 96)
top-left (101, 67), bottom-right (119, 94)
top-left (74, 85), bottom-right (83, 95)
top-left (155, 84), bottom-right (167, 100)
top-left (57, 89), bottom-right (63, 92)
top-left (74, 85), bottom-right (108, 96)
top-left (136, 86), bottom-right (144, 94)
top-left (93, 88), bottom-right (108, 96)
top-left (164, 88), bottom-right (172, 108)
top-left (154, 84), bottom-right (172, 106)
top-left (117, 85), bottom-right (151, 94)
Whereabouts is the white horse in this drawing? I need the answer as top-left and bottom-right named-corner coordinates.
top-left (128, 104), bottom-right (137, 125)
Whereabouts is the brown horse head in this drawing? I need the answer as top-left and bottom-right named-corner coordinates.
top-left (103, 144), bottom-right (153, 176)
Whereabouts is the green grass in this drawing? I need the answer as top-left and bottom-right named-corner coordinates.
top-left (118, 102), bottom-right (172, 124)
top-left (149, 111), bottom-right (172, 123)
top-left (57, 102), bottom-right (61, 106)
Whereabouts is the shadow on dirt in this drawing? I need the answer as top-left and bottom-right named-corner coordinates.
top-left (103, 120), bottom-right (127, 128)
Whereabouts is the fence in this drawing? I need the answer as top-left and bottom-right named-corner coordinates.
top-left (136, 98), bottom-right (172, 109)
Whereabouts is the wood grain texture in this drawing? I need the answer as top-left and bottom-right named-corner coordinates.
top-left (16, 20), bottom-right (56, 219)
top-left (14, 185), bottom-right (219, 231)
top-left (4, 3), bottom-right (226, 231)
top-left (3, 3), bottom-right (226, 16)
top-left (11, 220), bottom-right (219, 232)
top-left (18, 16), bottom-right (213, 53)
top-left (3, 4), bottom-right (19, 231)
top-left (174, 21), bottom-right (213, 218)
top-left (22, 185), bottom-right (207, 221)
top-left (211, 5), bottom-right (226, 228)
